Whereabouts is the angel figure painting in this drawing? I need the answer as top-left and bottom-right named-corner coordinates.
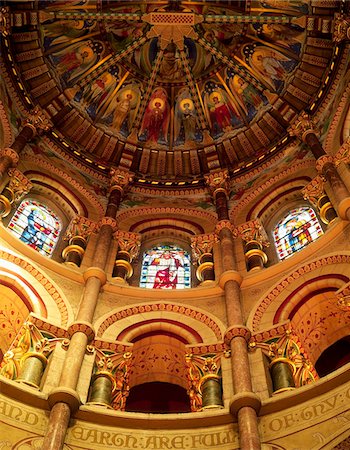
top-left (174, 89), bottom-right (202, 146)
top-left (139, 88), bottom-right (170, 145)
top-left (203, 82), bottom-right (243, 138)
top-left (50, 40), bottom-right (103, 88)
top-left (227, 71), bottom-right (268, 121)
top-left (109, 85), bottom-right (141, 136)
top-left (246, 44), bottom-right (298, 93)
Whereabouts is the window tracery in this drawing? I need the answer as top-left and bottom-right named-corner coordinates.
top-left (140, 245), bottom-right (191, 289)
top-left (8, 199), bottom-right (61, 257)
top-left (273, 206), bottom-right (323, 260)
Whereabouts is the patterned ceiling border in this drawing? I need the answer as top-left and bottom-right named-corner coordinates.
top-left (0, 99), bottom-right (13, 147)
top-left (116, 206), bottom-right (218, 225)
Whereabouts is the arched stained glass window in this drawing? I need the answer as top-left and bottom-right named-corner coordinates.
top-left (8, 199), bottom-right (61, 257)
top-left (140, 245), bottom-right (191, 289)
top-left (273, 206), bottom-right (323, 261)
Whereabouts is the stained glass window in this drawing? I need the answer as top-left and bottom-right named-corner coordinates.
top-left (8, 199), bottom-right (61, 257)
top-left (273, 207), bottom-right (323, 261)
top-left (140, 245), bottom-right (191, 289)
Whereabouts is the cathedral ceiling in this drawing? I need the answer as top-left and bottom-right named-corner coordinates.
top-left (1, 0), bottom-right (346, 188)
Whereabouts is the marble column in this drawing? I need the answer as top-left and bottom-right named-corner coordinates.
top-left (42, 169), bottom-right (133, 450)
top-left (289, 113), bottom-right (350, 221)
top-left (205, 170), bottom-right (261, 450)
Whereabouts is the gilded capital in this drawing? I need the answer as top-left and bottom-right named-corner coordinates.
top-left (233, 218), bottom-right (270, 247)
top-left (191, 232), bottom-right (218, 263)
top-left (204, 169), bottom-right (230, 196)
top-left (7, 168), bottom-right (33, 202)
top-left (288, 112), bottom-right (318, 142)
top-left (110, 168), bottom-right (134, 193)
top-left (64, 215), bottom-right (97, 242)
top-left (24, 107), bottom-right (52, 133)
top-left (333, 14), bottom-right (350, 43)
top-left (114, 230), bottom-right (141, 262)
top-left (301, 175), bottom-right (325, 208)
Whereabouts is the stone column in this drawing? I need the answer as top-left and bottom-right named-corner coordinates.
top-left (289, 113), bottom-right (350, 221)
top-left (0, 108), bottom-right (50, 181)
top-left (191, 233), bottom-right (217, 285)
top-left (233, 219), bottom-right (269, 272)
top-left (42, 169), bottom-right (133, 450)
top-left (205, 170), bottom-right (261, 450)
top-left (112, 230), bottom-right (141, 283)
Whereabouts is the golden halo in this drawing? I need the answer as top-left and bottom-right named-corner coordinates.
top-left (151, 97), bottom-right (165, 110)
top-left (209, 91), bottom-right (222, 104)
top-left (121, 89), bottom-right (134, 101)
top-left (180, 98), bottom-right (194, 112)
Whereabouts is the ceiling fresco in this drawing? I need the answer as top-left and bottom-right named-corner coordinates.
top-left (2, 0), bottom-right (343, 183)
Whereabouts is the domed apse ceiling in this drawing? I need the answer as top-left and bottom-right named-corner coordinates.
top-left (4, 1), bottom-right (342, 184)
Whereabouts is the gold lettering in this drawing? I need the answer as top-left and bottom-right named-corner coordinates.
top-left (71, 426), bottom-right (84, 440)
top-left (124, 435), bottom-right (138, 448)
top-left (171, 436), bottom-right (186, 449)
top-left (269, 418), bottom-right (284, 432)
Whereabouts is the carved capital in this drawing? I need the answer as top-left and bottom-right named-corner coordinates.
top-left (288, 112), bottom-right (318, 142)
top-left (114, 230), bottom-right (141, 262)
top-left (204, 169), bottom-right (230, 196)
top-left (333, 14), bottom-right (350, 43)
top-left (233, 219), bottom-right (270, 247)
top-left (110, 168), bottom-right (134, 193)
top-left (7, 169), bottom-right (33, 202)
top-left (93, 348), bottom-right (132, 410)
top-left (64, 215), bottom-right (97, 242)
top-left (24, 107), bottom-right (52, 133)
top-left (301, 175), bottom-right (325, 207)
top-left (250, 325), bottom-right (316, 388)
top-left (191, 233), bottom-right (218, 263)
top-left (224, 325), bottom-right (251, 346)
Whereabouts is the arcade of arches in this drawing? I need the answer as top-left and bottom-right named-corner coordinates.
top-left (1, 1), bottom-right (350, 449)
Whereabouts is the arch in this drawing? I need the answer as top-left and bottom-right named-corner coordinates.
top-left (0, 246), bottom-right (73, 327)
top-left (247, 253), bottom-right (350, 333)
top-left (96, 302), bottom-right (226, 343)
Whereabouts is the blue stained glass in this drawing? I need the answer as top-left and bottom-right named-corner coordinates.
top-left (8, 199), bottom-right (61, 257)
top-left (140, 245), bottom-right (191, 289)
top-left (273, 207), bottom-right (323, 261)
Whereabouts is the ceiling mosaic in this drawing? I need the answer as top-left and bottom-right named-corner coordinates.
top-left (2, 0), bottom-right (343, 183)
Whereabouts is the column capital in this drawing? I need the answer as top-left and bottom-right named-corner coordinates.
top-left (233, 218), bottom-right (270, 248)
top-left (335, 137), bottom-right (350, 166)
top-left (7, 168), bottom-right (33, 202)
top-left (288, 112), bottom-right (318, 142)
top-left (224, 325), bottom-right (251, 346)
top-left (113, 229), bottom-right (141, 262)
top-left (98, 216), bottom-right (118, 232)
top-left (301, 175), bottom-right (325, 207)
top-left (109, 168), bottom-right (134, 194)
top-left (64, 215), bottom-right (97, 242)
top-left (204, 169), bottom-right (230, 197)
top-left (333, 13), bottom-right (350, 43)
top-left (191, 232), bottom-right (218, 263)
top-left (24, 107), bottom-right (52, 135)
